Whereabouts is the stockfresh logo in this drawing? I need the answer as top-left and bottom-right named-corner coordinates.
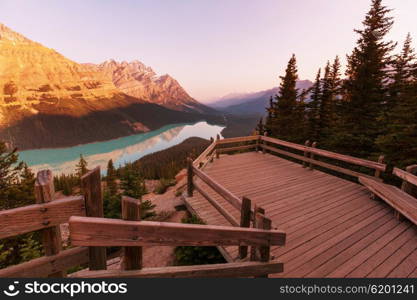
top-left (3, 281), bottom-right (20, 297)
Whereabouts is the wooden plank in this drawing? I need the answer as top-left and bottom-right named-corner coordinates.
top-left (194, 183), bottom-right (239, 226)
top-left (35, 170), bottom-right (64, 277)
top-left (239, 197), bottom-right (252, 259)
top-left (261, 136), bottom-right (386, 171)
top-left (193, 140), bottom-right (217, 167)
top-left (309, 142), bottom-right (317, 170)
top-left (261, 144), bottom-right (380, 180)
top-left (303, 140), bottom-right (310, 168)
top-left (80, 167), bottom-right (107, 271)
top-left (0, 247), bottom-right (88, 278)
top-left (193, 166), bottom-right (242, 210)
top-left (217, 144), bottom-right (257, 154)
top-left (359, 176), bottom-right (417, 225)
top-left (216, 136), bottom-right (259, 145)
top-left (74, 261), bottom-right (284, 278)
top-left (395, 166), bottom-right (417, 191)
top-left (187, 158), bottom-right (194, 197)
top-left (0, 196), bottom-right (85, 239)
top-left (121, 196), bottom-right (142, 270)
top-left (327, 222), bottom-right (411, 278)
top-left (69, 216), bottom-right (286, 247)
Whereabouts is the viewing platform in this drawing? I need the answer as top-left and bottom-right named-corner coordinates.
top-left (184, 135), bottom-right (417, 278)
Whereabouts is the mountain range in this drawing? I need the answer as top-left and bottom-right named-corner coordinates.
top-left (209, 80), bottom-right (313, 115)
top-left (0, 24), bottom-right (218, 150)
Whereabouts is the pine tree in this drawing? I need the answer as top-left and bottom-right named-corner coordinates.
top-left (106, 159), bottom-right (118, 196)
top-left (335, 0), bottom-right (395, 157)
top-left (256, 117), bottom-right (265, 135)
top-left (0, 142), bottom-right (23, 209)
top-left (307, 69), bottom-right (322, 140)
top-left (75, 154), bottom-right (88, 178)
top-left (267, 54), bottom-right (300, 142)
top-left (376, 34), bottom-right (417, 167)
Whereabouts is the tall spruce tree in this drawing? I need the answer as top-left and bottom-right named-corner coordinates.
top-left (267, 54), bottom-right (301, 142)
top-left (106, 159), bottom-right (118, 196)
top-left (376, 34), bottom-right (417, 167)
top-left (75, 154), bottom-right (88, 178)
top-left (334, 0), bottom-right (395, 157)
top-left (308, 69), bottom-right (322, 140)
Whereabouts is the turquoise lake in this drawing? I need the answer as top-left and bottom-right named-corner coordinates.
top-left (18, 121), bottom-right (224, 175)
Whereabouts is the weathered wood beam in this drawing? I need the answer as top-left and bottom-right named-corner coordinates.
top-left (35, 170), bottom-right (64, 277)
top-left (394, 166), bottom-right (417, 189)
top-left (192, 166), bottom-right (242, 210)
top-left (260, 144), bottom-right (381, 181)
top-left (0, 247), bottom-right (88, 278)
top-left (81, 167), bottom-right (107, 271)
top-left (121, 196), bottom-right (142, 270)
top-left (69, 216), bottom-right (286, 247)
top-left (261, 136), bottom-right (386, 171)
top-left (194, 183), bottom-right (239, 226)
top-left (73, 261), bottom-right (284, 278)
top-left (216, 136), bottom-right (259, 145)
top-left (0, 196), bottom-right (84, 239)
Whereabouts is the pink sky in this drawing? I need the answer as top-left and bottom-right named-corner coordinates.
top-left (1, 0), bottom-right (416, 101)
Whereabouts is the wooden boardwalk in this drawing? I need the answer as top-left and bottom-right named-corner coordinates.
top-left (185, 152), bottom-right (417, 278)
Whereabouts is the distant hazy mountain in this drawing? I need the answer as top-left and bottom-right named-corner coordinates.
top-left (209, 80), bottom-right (313, 115)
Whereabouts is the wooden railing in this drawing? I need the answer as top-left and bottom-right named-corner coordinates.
top-left (1, 162), bottom-right (284, 278)
top-left (68, 214), bottom-right (285, 278)
top-left (196, 134), bottom-right (387, 181)
top-left (186, 141), bottom-right (286, 265)
top-left (0, 168), bottom-right (104, 277)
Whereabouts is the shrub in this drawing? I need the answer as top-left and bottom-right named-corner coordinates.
top-left (174, 215), bottom-right (226, 266)
top-left (154, 178), bottom-right (175, 194)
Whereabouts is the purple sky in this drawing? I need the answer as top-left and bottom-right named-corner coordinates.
top-left (1, 0), bottom-right (416, 101)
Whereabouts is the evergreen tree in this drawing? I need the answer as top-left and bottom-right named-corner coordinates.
top-left (307, 69), bottom-right (322, 140)
top-left (267, 54), bottom-right (301, 142)
top-left (256, 117), bottom-right (265, 135)
top-left (376, 34), bottom-right (417, 167)
top-left (0, 142), bottom-right (42, 268)
top-left (334, 0), bottom-right (395, 157)
top-left (75, 154), bottom-right (88, 178)
top-left (106, 159), bottom-right (118, 196)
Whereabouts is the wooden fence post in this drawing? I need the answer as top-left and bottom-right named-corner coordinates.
top-left (309, 142), bottom-right (317, 170)
top-left (374, 155), bottom-right (385, 179)
top-left (35, 170), bottom-right (64, 277)
top-left (263, 132), bottom-right (268, 154)
top-left (121, 196), bottom-right (142, 270)
top-left (250, 206), bottom-right (271, 278)
top-left (401, 165), bottom-right (417, 197)
top-left (250, 206), bottom-right (265, 262)
top-left (187, 158), bottom-right (194, 197)
top-left (239, 197), bottom-right (252, 259)
top-left (303, 140), bottom-right (311, 168)
top-left (81, 167), bottom-right (107, 270)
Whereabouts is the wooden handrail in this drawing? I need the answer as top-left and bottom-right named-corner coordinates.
top-left (0, 247), bottom-right (89, 278)
top-left (394, 166), bottom-right (417, 187)
top-left (192, 166), bottom-right (242, 211)
top-left (193, 139), bottom-right (217, 167)
top-left (73, 261), bottom-right (284, 278)
top-left (69, 216), bottom-right (286, 247)
top-left (216, 135), bottom-right (258, 145)
top-left (0, 195), bottom-right (85, 239)
top-left (194, 183), bottom-right (239, 226)
top-left (261, 136), bottom-right (386, 171)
